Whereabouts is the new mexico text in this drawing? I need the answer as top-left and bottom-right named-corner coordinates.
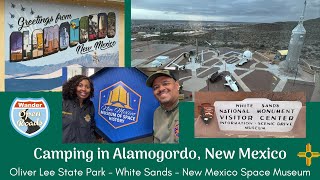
top-left (33, 147), bottom-right (287, 163)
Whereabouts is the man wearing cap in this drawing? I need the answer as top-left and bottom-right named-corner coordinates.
top-left (146, 70), bottom-right (179, 144)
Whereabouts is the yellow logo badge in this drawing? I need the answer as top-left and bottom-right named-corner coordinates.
top-left (297, 143), bottom-right (320, 166)
top-left (84, 114), bottom-right (91, 122)
top-left (106, 85), bottom-right (133, 110)
top-left (99, 81), bottom-right (142, 129)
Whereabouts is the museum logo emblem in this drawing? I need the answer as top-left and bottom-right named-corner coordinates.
top-left (10, 98), bottom-right (50, 138)
top-left (99, 81), bottom-right (141, 129)
top-left (297, 143), bottom-right (320, 166)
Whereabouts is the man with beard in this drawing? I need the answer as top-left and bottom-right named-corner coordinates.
top-left (146, 70), bottom-right (179, 144)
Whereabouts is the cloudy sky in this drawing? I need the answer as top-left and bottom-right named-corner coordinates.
top-left (132, 0), bottom-right (320, 23)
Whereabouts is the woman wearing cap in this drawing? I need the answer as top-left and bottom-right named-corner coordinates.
top-left (146, 70), bottom-right (180, 144)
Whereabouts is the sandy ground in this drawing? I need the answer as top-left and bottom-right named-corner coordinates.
top-left (282, 81), bottom-right (315, 102)
top-left (242, 70), bottom-right (280, 91)
top-left (234, 69), bottom-right (248, 76)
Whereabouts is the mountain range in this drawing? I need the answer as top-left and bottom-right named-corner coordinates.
top-left (6, 53), bottom-right (119, 76)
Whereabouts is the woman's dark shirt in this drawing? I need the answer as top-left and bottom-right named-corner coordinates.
top-left (62, 99), bottom-right (96, 143)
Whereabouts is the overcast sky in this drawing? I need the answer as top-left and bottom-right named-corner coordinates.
top-left (131, 0), bottom-right (320, 23)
